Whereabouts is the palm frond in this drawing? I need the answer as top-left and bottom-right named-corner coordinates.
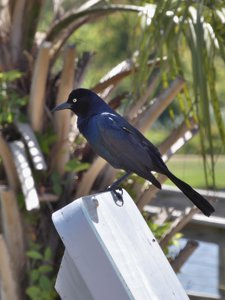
top-left (132, 1), bottom-right (225, 187)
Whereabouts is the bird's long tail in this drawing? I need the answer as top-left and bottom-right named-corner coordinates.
top-left (166, 170), bottom-right (215, 217)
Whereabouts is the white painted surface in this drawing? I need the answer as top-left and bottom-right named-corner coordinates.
top-left (52, 190), bottom-right (189, 300)
top-left (16, 122), bottom-right (47, 170)
top-left (9, 141), bottom-right (40, 210)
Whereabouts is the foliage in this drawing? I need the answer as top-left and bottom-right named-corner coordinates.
top-left (50, 172), bottom-right (63, 196)
top-left (0, 70), bottom-right (27, 124)
top-left (65, 158), bottom-right (90, 172)
top-left (26, 244), bottom-right (57, 300)
top-left (36, 131), bottom-right (57, 155)
top-left (68, 12), bottom-right (136, 87)
top-left (144, 213), bottom-right (183, 256)
top-left (131, 1), bottom-right (225, 187)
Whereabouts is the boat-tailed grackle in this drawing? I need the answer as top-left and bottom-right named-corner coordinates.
top-left (52, 88), bottom-right (215, 216)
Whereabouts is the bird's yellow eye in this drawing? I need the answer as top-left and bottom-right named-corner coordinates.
top-left (72, 98), bottom-right (77, 103)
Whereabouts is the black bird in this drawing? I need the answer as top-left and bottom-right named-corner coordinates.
top-left (52, 88), bottom-right (215, 216)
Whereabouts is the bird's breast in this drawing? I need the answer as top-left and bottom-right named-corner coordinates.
top-left (77, 115), bottom-right (120, 168)
top-left (78, 116), bottom-right (100, 144)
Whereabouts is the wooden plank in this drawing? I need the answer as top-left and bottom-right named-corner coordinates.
top-left (9, 141), bottom-right (40, 210)
top-left (53, 45), bottom-right (75, 175)
top-left (39, 193), bottom-right (58, 202)
top-left (52, 190), bottom-right (189, 300)
top-left (148, 184), bottom-right (222, 222)
top-left (28, 41), bottom-right (51, 132)
top-left (171, 240), bottom-right (198, 273)
top-left (10, 0), bottom-right (26, 64)
top-left (0, 235), bottom-right (20, 300)
top-left (0, 135), bottom-right (18, 190)
top-left (160, 207), bottom-right (199, 250)
top-left (0, 188), bottom-right (26, 278)
top-left (16, 122), bottom-right (47, 170)
top-left (188, 293), bottom-right (220, 300)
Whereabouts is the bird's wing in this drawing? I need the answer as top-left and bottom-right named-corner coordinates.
top-left (95, 112), bottom-right (166, 178)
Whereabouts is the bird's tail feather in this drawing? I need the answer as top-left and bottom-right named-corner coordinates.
top-left (166, 170), bottom-right (215, 217)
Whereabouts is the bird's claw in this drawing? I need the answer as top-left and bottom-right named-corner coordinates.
top-left (106, 187), bottom-right (124, 206)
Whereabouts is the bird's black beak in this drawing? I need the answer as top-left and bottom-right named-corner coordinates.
top-left (51, 102), bottom-right (72, 113)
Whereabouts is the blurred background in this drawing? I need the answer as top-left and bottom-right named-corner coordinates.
top-left (0, 0), bottom-right (225, 299)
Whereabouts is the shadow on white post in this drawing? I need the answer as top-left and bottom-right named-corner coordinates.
top-left (52, 190), bottom-right (189, 300)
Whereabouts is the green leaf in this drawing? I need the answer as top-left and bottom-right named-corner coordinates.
top-left (172, 233), bottom-right (183, 247)
top-left (15, 95), bottom-right (28, 106)
top-left (46, 4), bottom-right (144, 42)
top-left (38, 265), bottom-right (53, 274)
top-left (50, 172), bottom-right (62, 195)
top-left (30, 270), bottom-right (40, 282)
top-left (26, 286), bottom-right (42, 299)
top-left (65, 159), bottom-right (90, 172)
top-left (44, 247), bottom-right (52, 261)
top-left (0, 70), bottom-right (23, 81)
top-left (39, 275), bottom-right (52, 291)
top-left (26, 250), bottom-right (43, 260)
top-left (36, 131), bottom-right (57, 155)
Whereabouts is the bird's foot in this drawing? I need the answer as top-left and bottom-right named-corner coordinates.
top-left (106, 186), bottom-right (124, 207)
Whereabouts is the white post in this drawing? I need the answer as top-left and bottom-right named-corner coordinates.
top-left (52, 190), bottom-right (189, 300)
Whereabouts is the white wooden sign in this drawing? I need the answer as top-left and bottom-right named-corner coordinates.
top-left (52, 190), bottom-right (189, 300)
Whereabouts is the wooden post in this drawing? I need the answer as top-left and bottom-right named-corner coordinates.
top-left (53, 45), bottom-right (76, 175)
top-left (10, 0), bottom-right (26, 64)
top-left (0, 188), bottom-right (26, 279)
top-left (28, 41), bottom-right (51, 132)
top-left (0, 235), bottom-right (20, 300)
top-left (171, 240), bottom-right (198, 273)
top-left (52, 190), bottom-right (189, 300)
top-left (160, 207), bottom-right (199, 250)
top-left (0, 135), bottom-right (18, 190)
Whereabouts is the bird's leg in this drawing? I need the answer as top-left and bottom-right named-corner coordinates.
top-left (106, 171), bottom-right (132, 206)
top-left (107, 171), bottom-right (132, 190)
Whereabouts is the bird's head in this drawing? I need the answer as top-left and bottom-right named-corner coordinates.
top-left (52, 88), bottom-right (108, 118)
